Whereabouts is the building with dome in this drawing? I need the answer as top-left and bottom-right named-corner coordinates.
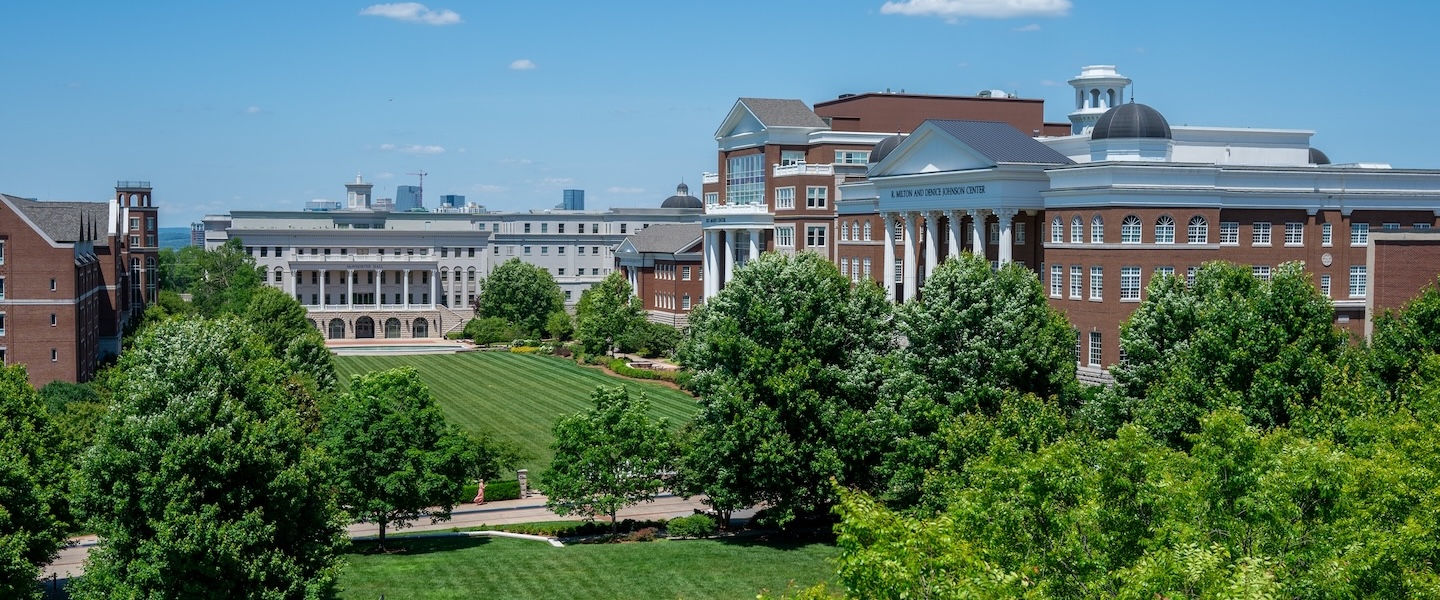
top-left (702, 64), bottom-right (1440, 381)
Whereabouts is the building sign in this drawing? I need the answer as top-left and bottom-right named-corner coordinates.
top-left (889, 185), bottom-right (986, 198)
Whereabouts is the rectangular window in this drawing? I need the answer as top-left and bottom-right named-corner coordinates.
top-left (51, 314), bottom-right (57, 327)
top-left (1121, 267), bottom-right (1142, 301)
top-left (1320, 274), bottom-right (1332, 298)
top-left (862, 259), bottom-right (872, 278)
top-left (577, 246), bottom-right (585, 255)
top-left (780, 150), bottom-right (806, 166)
top-left (775, 226), bottom-right (795, 248)
top-left (52, 349), bottom-right (58, 362)
top-left (726, 154), bottom-right (765, 205)
top-left (621, 224), bottom-right (628, 234)
top-left (558, 223), bottom-right (566, 234)
top-left (1015, 222), bottom-right (1026, 245)
top-left (0, 313), bottom-right (5, 336)
top-left (805, 186), bottom-right (827, 209)
top-left (260, 247), bottom-right (269, 257)
top-left (558, 246), bottom-right (566, 255)
top-left (591, 223), bottom-right (600, 234)
top-left (523, 246), bottom-right (532, 255)
top-left (1322, 222), bottom-right (1333, 246)
top-left (1220, 222), bottom-right (1240, 245)
top-left (774, 187), bottom-right (795, 210)
top-left (1252, 265), bottom-right (1271, 281)
top-left (593, 246), bottom-right (600, 254)
top-left (704, 192), bottom-right (719, 206)
top-left (50, 278), bottom-right (57, 292)
top-left (1088, 331), bottom-right (1102, 367)
top-left (989, 223), bottom-right (999, 245)
top-left (1285, 222), bottom-right (1304, 245)
top-left (558, 268), bottom-right (566, 276)
top-left (524, 223), bottom-right (532, 233)
top-left (1351, 222), bottom-right (1369, 246)
top-left (1383, 222), bottom-right (1400, 231)
top-left (1156, 266), bottom-right (1175, 279)
top-left (1350, 265), bottom-right (1367, 298)
top-left (130, 217), bottom-right (139, 230)
top-left (1416, 223), bottom-right (1433, 230)
top-left (841, 260), bottom-right (850, 277)
top-left (682, 294), bottom-right (691, 310)
top-left (1069, 265), bottom-right (1082, 299)
top-left (835, 150), bottom-right (870, 164)
top-left (1186, 266), bottom-right (1197, 288)
top-left (1089, 266), bottom-right (1103, 300)
top-left (1252, 222), bottom-right (1272, 246)
top-left (541, 223), bottom-right (549, 233)
top-left (806, 225), bottom-right (827, 248)
top-left (682, 266), bottom-right (691, 280)
top-left (541, 246), bottom-right (548, 255)
top-left (592, 268), bottom-right (600, 275)
top-left (0, 240), bottom-right (4, 265)
top-left (1050, 265), bottom-right (1063, 298)
top-left (469, 248), bottom-right (476, 258)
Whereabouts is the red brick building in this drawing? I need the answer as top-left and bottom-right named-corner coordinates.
top-left (0, 182), bottom-right (153, 386)
top-left (615, 219), bottom-right (703, 328)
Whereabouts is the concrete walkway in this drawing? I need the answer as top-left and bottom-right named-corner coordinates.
top-left (43, 492), bottom-right (737, 581)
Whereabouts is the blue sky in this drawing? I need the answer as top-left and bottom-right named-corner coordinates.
top-left (3, 1), bottom-right (1436, 226)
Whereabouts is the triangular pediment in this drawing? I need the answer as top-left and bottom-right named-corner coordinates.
top-left (614, 239), bottom-right (638, 255)
top-left (677, 236), bottom-right (703, 254)
top-left (715, 101), bottom-right (767, 139)
top-left (868, 122), bottom-right (998, 177)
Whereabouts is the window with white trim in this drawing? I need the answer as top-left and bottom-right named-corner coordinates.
top-left (1252, 265), bottom-right (1271, 281)
top-left (1091, 215), bottom-right (1104, 244)
top-left (840, 221), bottom-right (850, 241)
top-left (1252, 222), bottom-right (1271, 245)
top-left (806, 225), bottom-right (827, 248)
top-left (1015, 222), bottom-right (1026, 245)
top-left (682, 294), bottom-right (691, 310)
top-left (1050, 265), bottom-right (1062, 298)
top-left (1383, 222), bottom-right (1401, 231)
top-left (1321, 222), bottom-right (1332, 246)
top-left (704, 192), bottom-right (719, 206)
top-left (863, 222), bottom-right (872, 241)
top-left (726, 154), bottom-right (765, 205)
top-left (989, 223), bottom-right (999, 244)
top-left (1121, 215), bottom-right (1142, 244)
top-left (775, 225), bottom-right (795, 248)
top-left (1155, 216), bottom-right (1176, 244)
top-left (1284, 222), bottom-right (1304, 246)
top-left (774, 187), bottom-right (795, 210)
top-left (1069, 265), bottom-right (1082, 299)
top-left (851, 222), bottom-right (860, 241)
top-left (1089, 266), bottom-right (1103, 300)
top-left (851, 260), bottom-right (861, 283)
top-left (1220, 222), bottom-right (1240, 245)
top-left (1186, 266), bottom-right (1197, 288)
top-left (1320, 274), bottom-right (1331, 298)
top-left (1071, 216), bottom-right (1084, 243)
top-left (1120, 267), bottom-right (1142, 301)
top-left (682, 266), bottom-right (691, 280)
top-left (780, 150), bottom-right (806, 166)
top-left (1088, 331), bottom-right (1102, 367)
top-left (862, 259), bottom-right (871, 278)
top-left (1416, 223), bottom-right (1433, 230)
top-left (0, 313), bottom-right (5, 336)
top-left (805, 186), bottom-right (828, 209)
top-left (0, 240), bottom-right (4, 265)
top-left (1051, 217), bottom-right (1063, 243)
top-left (1351, 222), bottom-right (1369, 246)
top-left (841, 259), bottom-right (850, 277)
top-left (834, 150), bottom-right (870, 164)
top-left (52, 349), bottom-right (58, 362)
top-left (1349, 265), bottom-right (1367, 297)
top-left (1188, 215), bottom-right (1208, 244)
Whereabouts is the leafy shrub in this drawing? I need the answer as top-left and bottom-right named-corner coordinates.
top-left (553, 346), bottom-right (573, 358)
top-left (617, 321), bottom-right (682, 358)
top-left (666, 514), bottom-right (717, 538)
top-left (464, 317), bottom-right (518, 345)
top-left (607, 359), bottom-right (690, 385)
top-left (511, 346), bottom-right (542, 354)
top-left (476, 519), bottom-right (668, 538)
top-left (464, 479), bottom-right (522, 503)
top-left (625, 527), bottom-right (659, 542)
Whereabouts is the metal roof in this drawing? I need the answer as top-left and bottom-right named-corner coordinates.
top-left (927, 120), bottom-right (1075, 165)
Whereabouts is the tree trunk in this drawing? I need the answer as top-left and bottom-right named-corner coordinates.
top-left (610, 510), bottom-right (619, 535)
top-left (378, 515), bottom-right (388, 551)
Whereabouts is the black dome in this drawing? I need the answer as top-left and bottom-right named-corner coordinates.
top-left (661, 182), bottom-right (702, 209)
top-left (869, 134), bottom-right (906, 164)
top-left (1309, 147), bottom-right (1331, 165)
top-left (1091, 102), bottom-right (1171, 140)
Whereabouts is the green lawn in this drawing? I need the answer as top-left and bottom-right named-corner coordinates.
top-left (333, 352), bottom-right (700, 474)
top-left (338, 536), bottom-right (837, 600)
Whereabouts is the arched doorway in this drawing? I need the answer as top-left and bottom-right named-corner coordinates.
top-left (385, 318), bottom-right (401, 338)
top-left (328, 318), bottom-right (346, 339)
top-left (355, 316), bottom-right (375, 339)
top-left (412, 317), bottom-right (429, 338)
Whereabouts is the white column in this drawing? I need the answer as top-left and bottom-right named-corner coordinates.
top-left (723, 229), bottom-right (735, 285)
top-left (346, 269), bottom-right (354, 308)
top-left (403, 269), bottom-right (411, 309)
top-left (902, 212), bottom-right (918, 302)
top-left (996, 209), bottom-right (1016, 264)
top-left (374, 270), bottom-right (381, 306)
top-left (701, 231), bottom-right (712, 299)
top-left (969, 209), bottom-right (988, 257)
top-left (748, 229), bottom-right (760, 262)
top-left (430, 269), bottom-right (437, 307)
top-left (320, 269), bottom-right (327, 308)
top-left (946, 210), bottom-right (962, 259)
top-left (881, 213), bottom-right (897, 302)
top-left (923, 211), bottom-right (939, 287)
top-left (706, 231), bottom-right (718, 299)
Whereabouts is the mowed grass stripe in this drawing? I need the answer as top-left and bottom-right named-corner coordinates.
top-left (333, 352), bottom-right (699, 474)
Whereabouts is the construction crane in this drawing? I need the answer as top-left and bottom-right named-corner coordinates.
top-left (407, 171), bottom-right (427, 209)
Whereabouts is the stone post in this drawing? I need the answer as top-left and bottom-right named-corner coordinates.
top-left (517, 469), bottom-right (529, 498)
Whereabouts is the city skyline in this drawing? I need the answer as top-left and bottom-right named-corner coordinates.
top-left (3, 1), bottom-right (1437, 226)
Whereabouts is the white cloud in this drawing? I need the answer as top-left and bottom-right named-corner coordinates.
top-left (377, 143), bottom-right (445, 155)
top-left (1013, 23), bottom-right (1041, 31)
top-left (359, 3), bottom-right (462, 25)
top-left (245, 106), bottom-right (262, 114)
top-left (606, 186), bottom-right (645, 194)
top-left (880, 0), bottom-right (1071, 19)
top-left (375, 171), bottom-right (395, 179)
top-left (471, 184), bottom-right (505, 194)
top-left (509, 59), bottom-right (537, 70)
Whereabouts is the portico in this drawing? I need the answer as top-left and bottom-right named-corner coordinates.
top-left (701, 203), bottom-right (774, 298)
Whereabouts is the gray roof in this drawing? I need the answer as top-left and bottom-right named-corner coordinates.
top-left (1091, 103), bottom-right (1172, 141)
top-left (738, 98), bottom-right (828, 128)
top-left (928, 120), bottom-right (1075, 165)
top-left (3, 195), bottom-right (109, 243)
top-left (618, 223), bottom-right (702, 254)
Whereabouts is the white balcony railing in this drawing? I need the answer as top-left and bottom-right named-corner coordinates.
top-left (705, 202), bottom-right (771, 215)
top-left (289, 251), bottom-right (439, 264)
top-left (772, 162), bottom-right (833, 177)
top-left (701, 172), bottom-right (719, 184)
top-left (305, 303), bottom-right (438, 312)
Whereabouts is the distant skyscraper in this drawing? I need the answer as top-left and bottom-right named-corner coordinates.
top-left (395, 185), bottom-right (422, 211)
top-left (190, 222), bottom-right (205, 247)
top-left (562, 189), bottom-right (585, 210)
top-left (440, 194), bottom-right (464, 208)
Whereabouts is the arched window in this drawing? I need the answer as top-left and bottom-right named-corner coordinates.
top-left (1070, 216), bottom-right (1084, 243)
top-left (274, 267), bottom-right (283, 284)
top-left (1051, 216), bottom-right (1063, 243)
top-left (1188, 215), bottom-right (1208, 244)
top-left (413, 317), bottom-right (430, 338)
top-left (852, 222), bottom-right (861, 241)
top-left (862, 221), bottom-right (872, 241)
top-left (1090, 89), bottom-right (1101, 109)
top-left (467, 267), bottom-right (476, 282)
top-left (840, 221), bottom-right (850, 241)
top-left (1155, 215), bottom-right (1176, 244)
top-left (1107, 88), bottom-right (1117, 107)
top-left (1091, 215), bottom-right (1105, 244)
top-left (385, 318), bottom-right (401, 338)
top-left (328, 318), bottom-right (346, 339)
top-left (1121, 215), bottom-right (1142, 244)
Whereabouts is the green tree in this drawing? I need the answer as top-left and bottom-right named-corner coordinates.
top-left (676, 252), bottom-right (895, 527)
top-left (245, 286), bottom-right (337, 394)
top-left (617, 320), bottom-right (682, 358)
top-left (574, 272), bottom-right (645, 355)
top-left (1369, 275), bottom-right (1440, 392)
top-left (541, 386), bottom-right (674, 534)
top-left (189, 238), bottom-right (263, 318)
top-left (1091, 261), bottom-right (1345, 445)
top-left (545, 310), bottom-right (574, 341)
top-left (475, 258), bottom-right (564, 336)
top-left (156, 245), bottom-right (205, 293)
top-left (882, 255), bottom-right (1078, 505)
top-left (319, 367), bottom-right (469, 550)
top-left (463, 316), bottom-right (519, 345)
top-left (71, 319), bottom-right (347, 599)
top-left (0, 366), bottom-right (68, 600)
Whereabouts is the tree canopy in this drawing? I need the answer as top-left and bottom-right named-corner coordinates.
top-left (0, 366), bottom-right (69, 600)
top-left (574, 272), bottom-right (646, 355)
top-left (189, 238), bottom-right (264, 318)
top-left (475, 258), bottom-right (564, 336)
top-left (71, 319), bottom-right (347, 599)
top-left (541, 386), bottom-right (674, 533)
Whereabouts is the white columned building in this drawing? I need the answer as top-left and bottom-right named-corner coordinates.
top-left (700, 203), bottom-right (773, 296)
